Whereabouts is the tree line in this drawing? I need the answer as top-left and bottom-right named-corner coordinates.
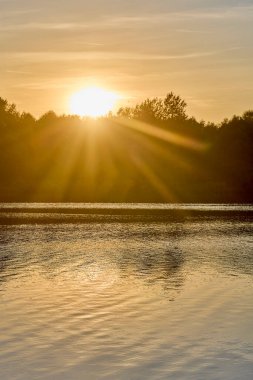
top-left (0, 93), bottom-right (252, 202)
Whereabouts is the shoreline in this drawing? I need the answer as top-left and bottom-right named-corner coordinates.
top-left (0, 206), bottom-right (253, 224)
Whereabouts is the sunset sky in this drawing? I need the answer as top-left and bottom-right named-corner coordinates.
top-left (1, 0), bottom-right (253, 121)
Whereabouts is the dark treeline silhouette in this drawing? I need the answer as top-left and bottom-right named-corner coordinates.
top-left (0, 93), bottom-right (252, 202)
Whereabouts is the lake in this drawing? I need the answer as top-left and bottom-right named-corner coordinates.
top-left (0, 204), bottom-right (253, 379)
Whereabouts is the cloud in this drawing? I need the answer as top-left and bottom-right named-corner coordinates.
top-left (6, 70), bottom-right (31, 75)
top-left (5, 49), bottom-right (234, 63)
top-left (1, 5), bottom-right (253, 32)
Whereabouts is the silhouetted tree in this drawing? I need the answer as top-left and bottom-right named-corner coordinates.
top-left (0, 95), bottom-right (252, 202)
top-left (117, 92), bottom-right (187, 122)
top-left (159, 92), bottom-right (187, 120)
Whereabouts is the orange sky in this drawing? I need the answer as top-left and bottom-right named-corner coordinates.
top-left (1, 0), bottom-right (253, 121)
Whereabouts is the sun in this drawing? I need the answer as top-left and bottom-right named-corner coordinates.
top-left (69, 87), bottom-right (118, 117)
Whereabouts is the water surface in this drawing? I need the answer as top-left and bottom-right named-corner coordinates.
top-left (0, 204), bottom-right (253, 379)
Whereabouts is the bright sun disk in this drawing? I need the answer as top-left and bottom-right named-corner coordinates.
top-left (70, 87), bottom-right (118, 117)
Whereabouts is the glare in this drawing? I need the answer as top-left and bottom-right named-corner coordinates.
top-left (70, 87), bottom-right (118, 117)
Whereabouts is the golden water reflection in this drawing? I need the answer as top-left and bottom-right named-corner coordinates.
top-left (0, 217), bottom-right (253, 379)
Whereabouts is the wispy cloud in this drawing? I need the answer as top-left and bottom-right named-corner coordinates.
top-left (6, 70), bottom-right (31, 75)
top-left (1, 5), bottom-right (253, 32)
top-left (5, 47), bottom-right (240, 63)
top-left (0, 8), bottom-right (40, 19)
top-left (0, 22), bottom-right (87, 32)
top-left (167, 5), bottom-right (253, 20)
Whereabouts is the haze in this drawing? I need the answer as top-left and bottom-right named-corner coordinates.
top-left (1, 0), bottom-right (253, 121)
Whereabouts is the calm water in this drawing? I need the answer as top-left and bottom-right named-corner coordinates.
top-left (0, 204), bottom-right (253, 379)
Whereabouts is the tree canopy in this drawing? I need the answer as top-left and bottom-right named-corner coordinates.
top-left (0, 94), bottom-right (252, 203)
top-left (117, 92), bottom-right (187, 122)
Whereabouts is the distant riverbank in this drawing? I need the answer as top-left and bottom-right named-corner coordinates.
top-left (0, 203), bottom-right (252, 224)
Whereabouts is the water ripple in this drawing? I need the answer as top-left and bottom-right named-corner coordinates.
top-left (0, 213), bottom-right (253, 379)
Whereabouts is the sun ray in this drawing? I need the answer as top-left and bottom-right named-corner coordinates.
top-left (117, 116), bottom-right (208, 151)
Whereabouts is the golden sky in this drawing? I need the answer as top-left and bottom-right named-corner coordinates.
top-left (1, 0), bottom-right (253, 121)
